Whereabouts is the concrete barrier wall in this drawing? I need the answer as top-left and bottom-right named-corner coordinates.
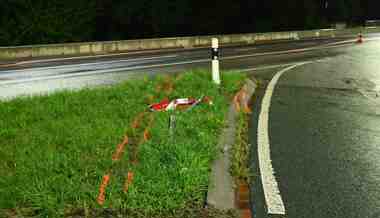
top-left (0, 27), bottom-right (379, 60)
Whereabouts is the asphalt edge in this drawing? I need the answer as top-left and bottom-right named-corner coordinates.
top-left (207, 78), bottom-right (257, 211)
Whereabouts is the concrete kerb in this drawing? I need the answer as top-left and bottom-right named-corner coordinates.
top-left (207, 78), bottom-right (257, 210)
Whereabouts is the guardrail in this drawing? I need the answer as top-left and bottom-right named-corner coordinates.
top-left (0, 27), bottom-right (379, 60)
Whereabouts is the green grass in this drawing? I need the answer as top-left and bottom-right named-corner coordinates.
top-left (0, 70), bottom-right (246, 217)
top-left (231, 112), bottom-right (250, 183)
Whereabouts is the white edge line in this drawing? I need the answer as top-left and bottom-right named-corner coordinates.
top-left (4, 35), bottom-right (375, 85)
top-left (16, 52), bottom-right (177, 65)
top-left (0, 59), bottom-right (209, 85)
top-left (0, 61), bottom-right (299, 85)
top-left (223, 36), bottom-right (380, 61)
top-left (0, 57), bottom-right (328, 86)
top-left (258, 61), bottom-right (312, 215)
top-left (239, 63), bottom-right (296, 72)
top-left (3, 55), bottom-right (178, 73)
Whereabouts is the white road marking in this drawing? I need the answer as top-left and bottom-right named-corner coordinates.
top-left (0, 60), bottom-right (308, 85)
top-left (223, 36), bottom-right (380, 60)
top-left (223, 42), bottom-right (340, 61)
top-left (320, 28), bottom-right (336, 31)
top-left (0, 55), bottom-right (178, 73)
top-left (257, 61), bottom-right (311, 215)
top-left (0, 59), bottom-right (209, 85)
top-left (235, 47), bottom-right (258, 52)
top-left (3, 35), bottom-right (378, 85)
top-left (14, 52), bottom-right (179, 65)
top-left (239, 63), bottom-right (299, 72)
top-left (222, 48), bottom-right (311, 60)
top-left (5, 34), bottom-right (380, 67)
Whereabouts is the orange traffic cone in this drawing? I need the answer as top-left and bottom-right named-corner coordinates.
top-left (356, 34), bottom-right (363, 43)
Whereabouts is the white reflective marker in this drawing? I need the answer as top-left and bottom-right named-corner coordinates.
top-left (211, 38), bottom-right (220, 85)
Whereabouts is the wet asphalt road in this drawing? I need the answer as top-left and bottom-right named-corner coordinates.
top-left (250, 38), bottom-right (380, 218)
top-left (3, 33), bottom-right (380, 218)
top-left (1, 35), bottom-right (376, 99)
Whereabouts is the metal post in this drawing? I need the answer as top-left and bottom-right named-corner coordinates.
top-left (211, 38), bottom-right (221, 85)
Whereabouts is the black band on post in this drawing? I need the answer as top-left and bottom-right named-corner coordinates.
top-left (211, 48), bottom-right (219, 60)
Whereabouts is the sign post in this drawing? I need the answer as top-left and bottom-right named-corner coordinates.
top-left (211, 38), bottom-right (221, 85)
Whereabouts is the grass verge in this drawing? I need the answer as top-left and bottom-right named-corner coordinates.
top-left (0, 70), bottom-right (246, 217)
top-left (231, 112), bottom-right (250, 183)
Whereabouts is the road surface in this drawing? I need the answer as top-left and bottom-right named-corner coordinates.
top-left (0, 35), bottom-right (376, 99)
top-left (2, 33), bottom-right (380, 218)
top-left (249, 35), bottom-right (380, 218)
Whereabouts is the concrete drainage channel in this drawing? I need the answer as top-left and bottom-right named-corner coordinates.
top-left (207, 79), bottom-right (257, 218)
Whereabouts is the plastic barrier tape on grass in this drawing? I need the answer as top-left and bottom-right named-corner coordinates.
top-left (149, 97), bottom-right (211, 111)
top-left (124, 171), bottom-right (134, 193)
top-left (97, 174), bottom-right (111, 205)
top-left (112, 136), bottom-right (129, 161)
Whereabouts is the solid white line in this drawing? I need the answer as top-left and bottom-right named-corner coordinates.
top-left (239, 63), bottom-right (297, 72)
top-left (222, 48), bottom-right (311, 60)
top-left (0, 61), bottom-right (301, 85)
top-left (257, 61), bottom-right (311, 215)
top-left (235, 47), bottom-right (258, 52)
top-left (3, 35), bottom-right (374, 85)
top-left (0, 59), bottom-right (209, 85)
top-left (15, 52), bottom-right (177, 65)
top-left (0, 55), bottom-right (178, 73)
top-left (223, 36), bottom-right (380, 61)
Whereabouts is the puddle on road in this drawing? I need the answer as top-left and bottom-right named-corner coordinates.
top-left (342, 77), bottom-right (375, 89)
top-left (341, 77), bottom-right (380, 100)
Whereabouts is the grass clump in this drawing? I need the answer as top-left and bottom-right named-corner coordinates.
top-left (0, 70), bottom-right (246, 217)
top-left (231, 112), bottom-right (250, 183)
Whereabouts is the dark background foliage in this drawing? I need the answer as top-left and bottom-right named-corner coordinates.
top-left (0, 0), bottom-right (379, 46)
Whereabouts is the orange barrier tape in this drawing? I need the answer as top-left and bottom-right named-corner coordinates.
top-left (112, 135), bottom-right (129, 161)
top-left (143, 129), bottom-right (151, 142)
top-left (123, 171), bottom-right (134, 193)
top-left (97, 174), bottom-right (111, 205)
top-left (96, 109), bottom-right (155, 205)
top-left (144, 114), bottom-right (154, 141)
top-left (97, 95), bottom-right (159, 204)
top-left (131, 112), bottom-right (146, 129)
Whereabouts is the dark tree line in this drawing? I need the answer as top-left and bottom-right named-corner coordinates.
top-left (0, 0), bottom-right (379, 46)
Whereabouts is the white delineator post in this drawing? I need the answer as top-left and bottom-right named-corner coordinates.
top-left (211, 38), bottom-right (221, 85)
